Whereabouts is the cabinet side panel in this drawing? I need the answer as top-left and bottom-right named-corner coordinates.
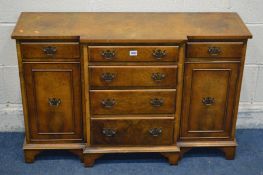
top-left (16, 41), bottom-right (31, 142)
top-left (231, 41), bottom-right (248, 138)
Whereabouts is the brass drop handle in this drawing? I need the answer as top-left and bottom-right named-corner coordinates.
top-left (208, 47), bottom-right (221, 56)
top-left (150, 98), bottom-right (164, 107)
top-left (42, 46), bottom-right (57, 56)
top-left (101, 50), bottom-right (116, 60)
top-left (149, 128), bottom-right (162, 137)
top-left (101, 73), bottom-right (116, 82)
top-left (152, 73), bottom-right (166, 81)
top-left (48, 98), bottom-right (61, 107)
top-left (202, 97), bottom-right (215, 106)
top-left (102, 128), bottom-right (117, 137)
top-left (152, 49), bottom-right (166, 60)
top-left (101, 99), bottom-right (116, 108)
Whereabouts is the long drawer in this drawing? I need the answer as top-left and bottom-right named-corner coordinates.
top-left (90, 90), bottom-right (176, 114)
top-left (91, 119), bottom-right (174, 146)
top-left (89, 46), bottom-right (179, 62)
top-left (89, 66), bottom-right (177, 88)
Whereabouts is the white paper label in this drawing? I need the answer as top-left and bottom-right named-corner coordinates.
top-left (129, 50), bottom-right (138, 56)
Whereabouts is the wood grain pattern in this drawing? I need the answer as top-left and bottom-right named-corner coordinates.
top-left (83, 146), bottom-right (180, 166)
top-left (23, 63), bottom-right (83, 142)
top-left (21, 42), bottom-right (80, 59)
top-left (89, 46), bottom-right (178, 62)
top-left (84, 145), bottom-right (180, 153)
top-left (90, 89), bottom-right (176, 114)
top-left (178, 140), bottom-right (237, 160)
top-left (177, 139), bottom-right (237, 147)
top-left (230, 41), bottom-right (248, 138)
top-left (11, 12), bottom-right (252, 41)
top-left (82, 45), bottom-right (91, 146)
top-left (174, 44), bottom-right (185, 142)
top-left (91, 114), bottom-right (174, 119)
top-left (187, 42), bottom-right (243, 58)
top-left (91, 119), bottom-right (174, 146)
top-left (23, 139), bottom-right (85, 163)
top-left (181, 62), bottom-right (239, 139)
top-left (89, 65), bottom-right (177, 89)
top-left (16, 42), bottom-right (31, 143)
top-left (12, 12), bottom-right (252, 166)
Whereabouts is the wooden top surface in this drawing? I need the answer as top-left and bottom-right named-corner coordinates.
top-left (12, 12), bottom-right (252, 42)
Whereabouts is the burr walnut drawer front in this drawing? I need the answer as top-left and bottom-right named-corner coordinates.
top-left (89, 46), bottom-right (179, 62)
top-left (186, 42), bottom-right (243, 58)
top-left (90, 90), bottom-right (176, 115)
top-left (89, 66), bottom-right (178, 88)
top-left (20, 42), bottom-right (80, 60)
top-left (91, 119), bottom-right (174, 146)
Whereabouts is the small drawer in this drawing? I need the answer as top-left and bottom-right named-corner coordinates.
top-left (89, 46), bottom-right (179, 62)
top-left (21, 42), bottom-right (80, 59)
top-left (90, 65), bottom-right (177, 89)
top-left (186, 42), bottom-right (243, 58)
top-left (91, 119), bottom-right (174, 145)
top-left (90, 90), bottom-right (176, 115)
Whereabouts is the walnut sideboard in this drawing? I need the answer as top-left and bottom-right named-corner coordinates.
top-left (11, 12), bottom-right (252, 167)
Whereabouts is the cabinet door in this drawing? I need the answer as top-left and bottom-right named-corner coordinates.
top-left (24, 63), bottom-right (83, 142)
top-left (181, 63), bottom-right (239, 139)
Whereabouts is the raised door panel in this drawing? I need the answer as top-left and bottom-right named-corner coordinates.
top-left (181, 63), bottom-right (239, 139)
top-left (23, 63), bottom-right (83, 142)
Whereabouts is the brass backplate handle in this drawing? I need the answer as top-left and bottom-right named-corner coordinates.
top-left (202, 97), bottom-right (215, 106)
top-left (101, 72), bottom-right (116, 82)
top-left (43, 46), bottom-right (57, 56)
top-left (101, 99), bottom-right (116, 108)
top-left (152, 72), bottom-right (166, 81)
top-left (102, 128), bottom-right (117, 137)
top-left (48, 98), bottom-right (61, 107)
top-left (150, 98), bottom-right (164, 107)
top-left (149, 128), bottom-right (162, 137)
top-left (208, 47), bottom-right (221, 56)
top-left (101, 50), bottom-right (116, 60)
top-left (152, 49), bottom-right (166, 59)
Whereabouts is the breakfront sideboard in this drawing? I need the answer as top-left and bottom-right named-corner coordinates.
top-left (11, 12), bottom-right (252, 167)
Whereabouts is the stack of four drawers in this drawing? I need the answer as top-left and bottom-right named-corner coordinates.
top-left (88, 46), bottom-right (179, 146)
